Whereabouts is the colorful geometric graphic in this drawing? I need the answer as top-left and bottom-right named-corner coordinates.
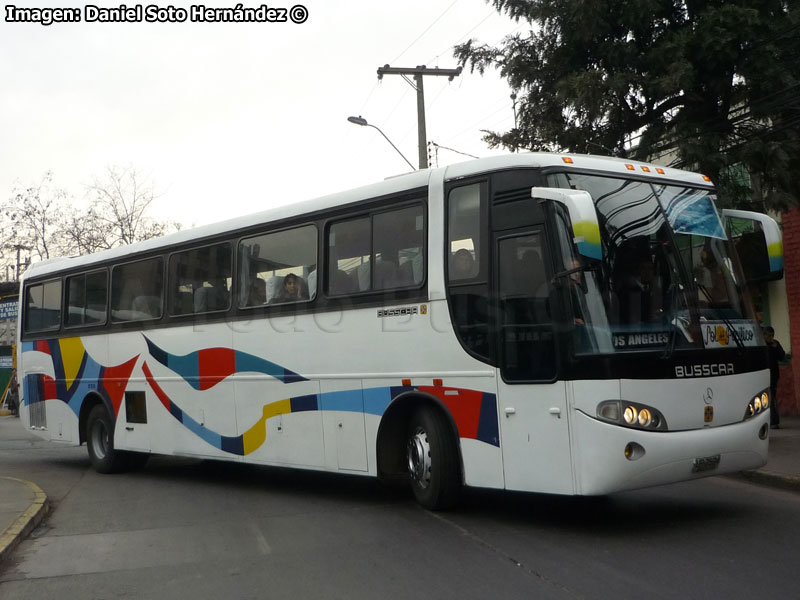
top-left (23, 336), bottom-right (500, 458)
top-left (144, 336), bottom-right (306, 389)
top-left (22, 338), bottom-right (138, 417)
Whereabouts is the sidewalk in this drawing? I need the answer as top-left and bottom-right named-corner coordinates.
top-left (1, 417), bottom-right (799, 564)
top-left (0, 475), bottom-right (48, 564)
top-left (735, 416), bottom-right (800, 491)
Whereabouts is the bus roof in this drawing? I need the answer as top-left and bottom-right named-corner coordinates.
top-left (22, 152), bottom-right (712, 280)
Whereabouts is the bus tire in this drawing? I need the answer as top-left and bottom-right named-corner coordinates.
top-left (86, 404), bottom-right (128, 474)
top-left (406, 406), bottom-right (461, 510)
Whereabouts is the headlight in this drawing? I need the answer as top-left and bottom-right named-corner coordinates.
top-left (744, 389), bottom-right (771, 421)
top-left (597, 400), bottom-right (668, 431)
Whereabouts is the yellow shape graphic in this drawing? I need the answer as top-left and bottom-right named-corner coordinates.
top-left (59, 337), bottom-right (86, 391)
top-left (242, 398), bottom-right (292, 455)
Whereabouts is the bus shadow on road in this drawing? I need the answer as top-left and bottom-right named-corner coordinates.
top-left (457, 480), bottom-right (757, 534)
top-left (120, 455), bottom-right (408, 507)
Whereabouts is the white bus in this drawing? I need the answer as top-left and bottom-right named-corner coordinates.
top-left (17, 153), bottom-right (783, 509)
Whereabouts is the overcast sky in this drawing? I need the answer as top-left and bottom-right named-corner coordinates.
top-left (1, 0), bottom-right (521, 228)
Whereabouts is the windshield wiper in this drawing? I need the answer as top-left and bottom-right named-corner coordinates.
top-left (695, 282), bottom-right (745, 352)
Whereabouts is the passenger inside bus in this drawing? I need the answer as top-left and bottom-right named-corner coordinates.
top-left (246, 277), bottom-right (267, 306)
top-left (270, 273), bottom-right (308, 303)
top-left (451, 248), bottom-right (477, 280)
top-left (193, 278), bottom-right (229, 312)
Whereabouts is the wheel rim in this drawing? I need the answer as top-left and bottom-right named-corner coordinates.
top-left (407, 427), bottom-right (432, 489)
top-left (90, 419), bottom-right (109, 460)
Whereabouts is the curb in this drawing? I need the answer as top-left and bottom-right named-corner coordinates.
top-left (0, 477), bottom-right (49, 564)
top-left (733, 469), bottom-right (800, 493)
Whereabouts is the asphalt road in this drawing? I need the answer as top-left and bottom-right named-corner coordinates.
top-left (1, 417), bottom-right (799, 600)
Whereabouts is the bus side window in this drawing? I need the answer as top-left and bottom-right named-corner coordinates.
top-left (24, 280), bottom-right (62, 333)
top-left (326, 203), bottom-right (425, 296)
top-left (448, 184), bottom-right (482, 282)
top-left (169, 243), bottom-right (232, 315)
top-left (111, 257), bottom-right (164, 322)
top-left (238, 224), bottom-right (317, 308)
top-left (446, 181), bottom-right (492, 363)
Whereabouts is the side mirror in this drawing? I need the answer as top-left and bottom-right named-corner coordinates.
top-left (722, 209), bottom-right (783, 281)
top-left (532, 187), bottom-right (601, 260)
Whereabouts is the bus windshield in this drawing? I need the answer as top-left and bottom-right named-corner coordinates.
top-left (547, 172), bottom-right (764, 355)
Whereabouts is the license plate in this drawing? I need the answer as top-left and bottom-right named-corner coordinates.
top-left (692, 454), bottom-right (721, 473)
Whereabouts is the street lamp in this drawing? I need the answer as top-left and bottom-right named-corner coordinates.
top-left (347, 116), bottom-right (416, 170)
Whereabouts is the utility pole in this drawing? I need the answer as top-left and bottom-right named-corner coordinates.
top-left (377, 64), bottom-right (462, 169)
top-left (14, 244), bottom-right (30, 281)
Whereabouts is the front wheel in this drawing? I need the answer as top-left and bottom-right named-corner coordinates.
top-left (406, 406), bottom-right (461, 510)
top-left (86, 404), bottom-right (129, 474)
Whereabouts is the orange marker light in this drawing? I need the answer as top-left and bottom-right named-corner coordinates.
top-left (641, 166), bottom-right (651, 172)
top-left (562, 157), bottom-right (574, 164)
top-left (702, 175), bottom-right (712, 182)
top-left (625, 164), bottom-right (635, 171)
top-left (402, 378), bottom-right (411, 387)
top-left (656, 168), bottom-right (665, 174)
top-left (433, 379), bottom-right (443, 387)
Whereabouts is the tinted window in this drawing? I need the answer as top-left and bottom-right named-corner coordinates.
top-left (111, 258), bottom-right (163, 322)
top-left (497, 232), bottom-right (556, 381)
top-left (169, 243), bottom-right (232, 315)
top-left (327, 204), bottom-right (424, 295)
top-left (65, 271), bottom-right (107, 327)
top-left (24, 280), bottom-right (62, 333)
top-left (446, 182), bottom-right (491, 362)
top-left (448, 184), bottom-right (482, 281)
top-left (238, 225), bottom-right (317, 307)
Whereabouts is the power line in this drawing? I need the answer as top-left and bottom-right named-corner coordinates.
top-left (390, 0), bottom-right (460, 64)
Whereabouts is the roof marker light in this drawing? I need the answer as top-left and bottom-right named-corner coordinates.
top-left (625, 164), bottom-right (635, 171)
top-left (702, 175), bottom-right (712, 182)
top-left (641, 166), bottom-right (651, 173)
top-left (656, 168), bottom-right (665, 174)
top-left (562, 157), bottom-right (574, 164)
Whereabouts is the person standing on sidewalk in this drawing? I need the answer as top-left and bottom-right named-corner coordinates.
top-left (763, 326), bottom-right (785, 429)
top-left (5, 369), bottom-right (19, 417)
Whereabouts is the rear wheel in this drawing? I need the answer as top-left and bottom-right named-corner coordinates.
top-left (406, 406), bottom-right (461, 510)
top-left (86, 404), bottom-right (129, 474)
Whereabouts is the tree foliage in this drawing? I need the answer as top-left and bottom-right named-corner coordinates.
top-left (455, 0), bottom-right (800, 210)
top-left (1, 167), bottom-right (179, 281)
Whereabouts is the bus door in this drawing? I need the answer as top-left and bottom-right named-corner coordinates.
top-left (494, 229), bottom-right (573, 494)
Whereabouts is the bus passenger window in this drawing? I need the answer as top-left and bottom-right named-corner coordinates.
top-left (66, 271), bottom-right (107, 327)
top-left (238, 224), bottom-right (317, 308)
top-left (373, 205), bottom-right (424, 290)
top-left (328, 217), bottom-right (370, 294)
top-left (327, 203), bottom-right (424, 296)
top-left (111, 258), bottom-right (164, 322)
top-left (168, 243), bottom-right (232, 315)
top-left (24, 280), bottom-right (62, 333)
